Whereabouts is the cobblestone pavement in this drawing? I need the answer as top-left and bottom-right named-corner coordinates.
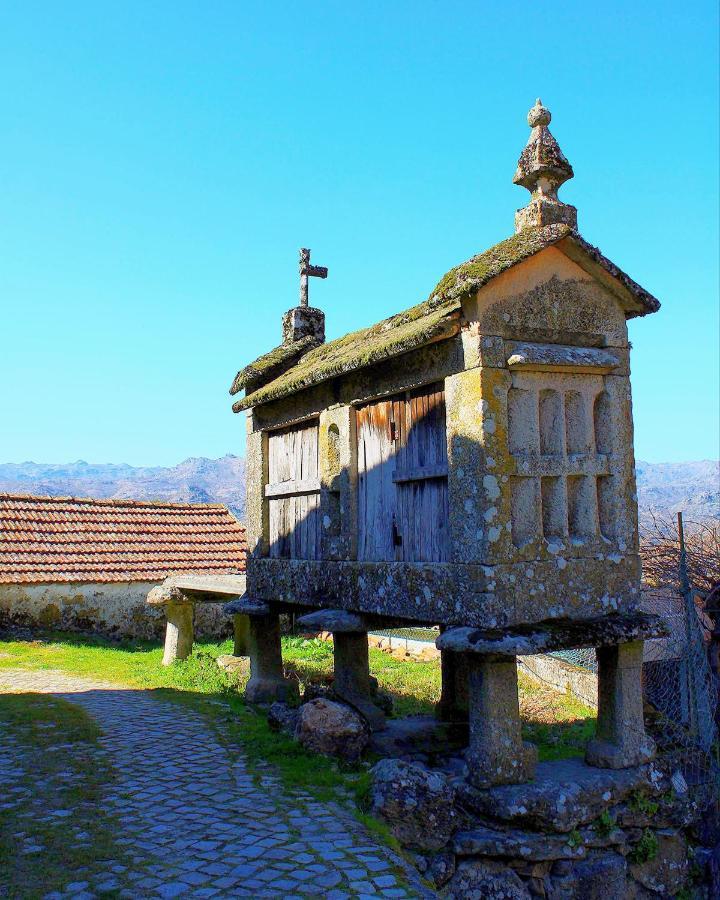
top-left (0, 669), bottom-right (430, 899)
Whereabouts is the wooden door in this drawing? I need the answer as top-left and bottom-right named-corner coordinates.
top-left (394, 384), bottom-right (450, 562)
top-left (356, 383), bottom-right (449, 563)
top-left (266, 421), bottom-right (321, 559)
top-left (357, 399), bottom-right (398, 561)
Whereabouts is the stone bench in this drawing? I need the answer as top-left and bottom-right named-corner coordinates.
top-left (147, 574), bottom-right (247, 666)
top-left (436, 612), bottom-right (668, 788)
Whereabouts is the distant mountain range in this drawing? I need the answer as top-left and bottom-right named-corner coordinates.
top-left (0, 455), bottom-right (246, 521)
top-left (0, 456), bottom-right (717, 525)
top-left (635, 459), bottom-right (718, 524)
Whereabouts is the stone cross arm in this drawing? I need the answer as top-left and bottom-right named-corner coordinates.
top-left (299, 248), bottom-right (328, 307)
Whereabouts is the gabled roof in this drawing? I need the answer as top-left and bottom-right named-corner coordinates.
top-left (428, 224), bottom-right (659, 315)
top-left (0, 494), bottom-right (247, 584)
top-left (232, 225), bottom-right (660, 413)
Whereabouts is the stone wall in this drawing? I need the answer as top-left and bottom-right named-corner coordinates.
top-left (0, 582), bottom-right (233, 642)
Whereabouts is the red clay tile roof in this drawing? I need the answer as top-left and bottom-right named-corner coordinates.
top-left (0, 494), bottom-right (247, 584)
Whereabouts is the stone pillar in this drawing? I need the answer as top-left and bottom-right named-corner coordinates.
top-left (162, 601), bottom-right (194, 666)
top-left (232, 614), bottom-right (250, 657)
top-left (586, 640), bottom-right (655, 769)
top-left (333, 631), bottom-right (386, 731)
top-left (466, 656), bottom-right (537, 787)
top-left (437, 648), bottom-right (470, 722)
top-left (246, 611), bottom-right (299, 704)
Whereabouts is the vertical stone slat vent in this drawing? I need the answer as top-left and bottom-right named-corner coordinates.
top-left (507, 375), bottom-right (613, 548)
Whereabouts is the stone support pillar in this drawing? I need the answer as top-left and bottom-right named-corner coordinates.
top-left (333, 631), bottom-right (386, 731)
top-left (232, 614), bottom-right (250, 657)
top-left (162, 601), bottom-right (195, 666)
top-left (438, 647), bottom-right (470, 722)
top-left (586, 640), bottom-right (655, 769)
top-left (296, 608), bottom-right (386, 731)
top-left (246, 610), bottom-right (299, 704)
top-left (466, 656), bottom-right (537, 787)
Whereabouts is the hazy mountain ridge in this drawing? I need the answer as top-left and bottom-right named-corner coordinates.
top-left (0, 455), bottom-right (247, 521)
top-left (0, 457), bottom-right (717, 525)
top-left (635, 459), bottom-right (718, 524)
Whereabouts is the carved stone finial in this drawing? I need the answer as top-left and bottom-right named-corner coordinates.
top-left (513, 99), bottom-right (577, 233)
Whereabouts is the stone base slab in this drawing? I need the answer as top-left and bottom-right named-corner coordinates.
top-left (457, 757), bottom-right (666, 834)
top-left (248, 556), bottom-right (638, 628)
top-left (585, 735), bottom-right (656, 769)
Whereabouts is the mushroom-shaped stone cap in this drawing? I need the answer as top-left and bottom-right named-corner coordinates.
top-left (147, 584), bottom-right (186, 606)
top-left (296, 609), bottom-right (368, 633)
top-left (223, 597), bottom-right (271, 617)
top-left (527, 98), bottom-right (551, 128)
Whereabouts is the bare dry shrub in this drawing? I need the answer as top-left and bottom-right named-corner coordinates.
top-left (640, 513), bottom-right (720, 595)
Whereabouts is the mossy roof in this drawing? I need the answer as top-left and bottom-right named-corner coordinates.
top-left (232, 225), bottom-right (660, 412)
top-left (232, 298), bottom-right (462, 412)
top-left (230, 335), bottom-right (319, 395)
top-left (429, 224), bottom-right (660, 316)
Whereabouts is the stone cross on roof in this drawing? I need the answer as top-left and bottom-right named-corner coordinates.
top-left (299, 248), bottom-right (328, 308)
top-left (513, 99), bottom-right (577, 233)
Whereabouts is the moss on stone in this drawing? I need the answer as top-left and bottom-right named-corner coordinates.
top-left (430, 224), bottom-right (574, 302)
top-left (233, 300), bottom-right (462, 412)
top-left (233, 223), bottom-right (659, 412)
top-left (230, 335), bottom-right (320, 395)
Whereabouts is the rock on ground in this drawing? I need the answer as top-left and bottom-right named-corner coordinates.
top-left (294, 697), bottom-right (369, 761)
top-left (371, 758), bottom-right (459, 852)
top-left (267, 701), bottom-right (299, 735)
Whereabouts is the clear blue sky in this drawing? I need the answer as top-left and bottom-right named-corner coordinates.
top-left (1, 1), bottom-right (717, 466)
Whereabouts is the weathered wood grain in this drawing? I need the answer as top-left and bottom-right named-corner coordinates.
top-left (268, 421), bottom-right (321, 560)
top-left (356, 382), bottom-right (449, 563)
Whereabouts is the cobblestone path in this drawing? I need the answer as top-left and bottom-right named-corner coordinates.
top-left (0, 669), bottom-right (428, 899)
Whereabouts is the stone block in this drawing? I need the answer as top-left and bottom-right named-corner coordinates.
top-left (295, 698), bottom-right (369, 761)
top-left (457, 757), bottom-right (665, 833)
top-left (445, 859), bottom-right (532, 899)
top-left (628, 830), bottom-right (688, 896)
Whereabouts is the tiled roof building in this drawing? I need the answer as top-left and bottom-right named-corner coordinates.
top-left (0, 494), bottom-right (246, 584)
top-left (0, 494), bottom-right (246, 639)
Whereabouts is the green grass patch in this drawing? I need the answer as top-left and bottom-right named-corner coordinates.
top-left (0, 692), bottom-right (128, 898)
top-left (0, 628), bottom-right (597, 780)
top-left (518, 674), bottom-right (596, 760)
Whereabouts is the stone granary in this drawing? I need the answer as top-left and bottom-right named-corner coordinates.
top-left (224, 99), bottom-right (665, 787)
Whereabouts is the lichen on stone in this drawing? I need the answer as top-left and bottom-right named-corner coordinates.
top-left (430, 225), bottom-right (660, 318)
top-left (430, 226), bottom-right (572, 304)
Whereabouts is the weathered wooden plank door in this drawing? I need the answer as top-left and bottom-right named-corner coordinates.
top-left (266, 421), bottom-right (321, 559)
top-left (357, 399), bottom-right (398, 561)
top-left (394, 384), bottom-right (450, 562)
top-left (356, 383), bottom-right (449, 563)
